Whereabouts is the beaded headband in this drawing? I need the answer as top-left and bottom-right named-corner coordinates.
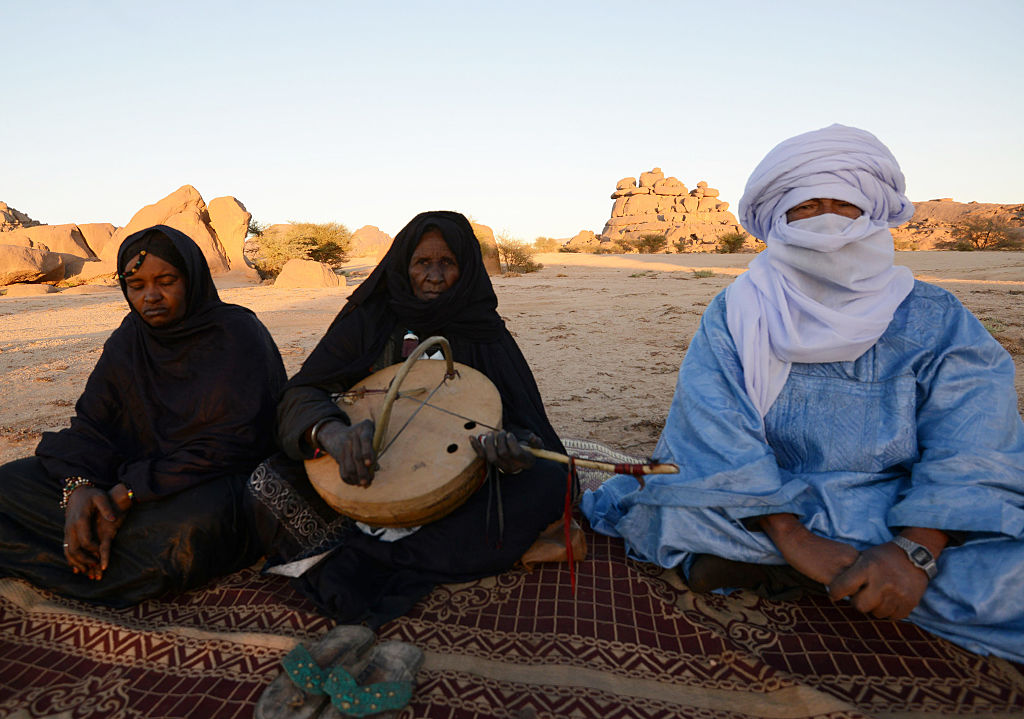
top-left (118, 250), bottom-right (148, 280)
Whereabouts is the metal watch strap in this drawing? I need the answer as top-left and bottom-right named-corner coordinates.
top-left (891, 536), bottom-right (938, 579)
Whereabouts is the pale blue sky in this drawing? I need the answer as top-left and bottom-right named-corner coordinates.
top-left (4, 0), bottom-right (1022, 241)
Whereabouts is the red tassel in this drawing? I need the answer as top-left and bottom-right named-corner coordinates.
top-left (564, 457), bottom-right (576, 595)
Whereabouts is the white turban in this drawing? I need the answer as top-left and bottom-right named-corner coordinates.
top-left (726, 124), bottom-right (916, 417)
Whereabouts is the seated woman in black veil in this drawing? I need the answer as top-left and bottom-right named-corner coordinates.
top-left (0, 225), bottom-right (287, 605)
top-left (247, 210), bottom-right (567, 627)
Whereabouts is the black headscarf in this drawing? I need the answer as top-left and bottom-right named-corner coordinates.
top-left (284, 210), bottom-right (562, 452)
top-left (37, 225), bottom-right (287, 502)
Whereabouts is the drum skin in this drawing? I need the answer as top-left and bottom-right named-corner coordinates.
top-left (305, 360), bottom-right (503, 528)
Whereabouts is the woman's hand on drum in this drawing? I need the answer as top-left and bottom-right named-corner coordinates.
top-left (64, 486), bottom-right (125, 581)
top-left (470, 430), bottom-right (538, 475)
top-left (317, 418), bottom-right (377, 487)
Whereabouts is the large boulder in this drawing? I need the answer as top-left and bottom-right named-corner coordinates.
top-left (470, 223), bottom-right (502, 275)
top-left (3, 224), bottom-right (95, 258)
top-left (111, 185), bottom-right (230, 274)
top-left (207, 196), bottom-right (258, 279)
top-left (78, 223), bottom-right (117, 257)
top-left (349, 225), bottom-right (393, 258)
top-left (638, 168), bottom-right (665, 189)
top-left (564, 230), bottom-right (602, 251)
top-left (274, 259), bottom-right (341, 288)
top-left (0, 245), bottom-right (65, 285)
top-left (2, 283), bottom-right (59, 297)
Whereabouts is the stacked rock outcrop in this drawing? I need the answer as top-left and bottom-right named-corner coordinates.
top-left (580, 168), bottom-right (747, 252)
top-left (0, 202), bottom-right (41, 232)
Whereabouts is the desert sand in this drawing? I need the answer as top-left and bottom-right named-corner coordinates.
top-left (1, 250), bottom-right (1022, 466)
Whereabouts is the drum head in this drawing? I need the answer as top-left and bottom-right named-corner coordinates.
top-left (305, 360), bottom-right (503, 527)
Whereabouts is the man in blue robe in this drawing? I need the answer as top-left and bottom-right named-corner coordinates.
top-left (582, 124), bottom-right (1024, 662)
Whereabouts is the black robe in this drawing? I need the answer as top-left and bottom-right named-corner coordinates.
top-left (0, 225), bottom-right (287, 605)
top-left (248, 210), bottom-right (567, 627)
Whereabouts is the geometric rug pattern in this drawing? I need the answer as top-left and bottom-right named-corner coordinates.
top-left (2, 439), bottom-right (1022, 718)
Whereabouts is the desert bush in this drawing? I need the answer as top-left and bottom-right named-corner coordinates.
top-left (247, 218), bottom-right (266, 238)
top-left (614, 238), bottom-right (635, 253)
top-left (716, 231), bottom-right (747, 254)
top-left (496, 232), bottom-right (543, 273)
top-left (937, 218), bottom-right (1023, 251)
top-left (893, 236), bottom-right (918, 251)
top-left (533, 236), bottom-right (561, 252)
top-left (558, 245), bottom-right (580, 253)
top-left (636, 233), bottom-right (668, 253)
top-left (692, 269), bottom-right (715, 278)
top-left (253, 221), bottom-right (351, 278)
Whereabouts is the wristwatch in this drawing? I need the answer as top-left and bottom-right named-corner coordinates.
top-left (891, 536), bottom-right (938, 579)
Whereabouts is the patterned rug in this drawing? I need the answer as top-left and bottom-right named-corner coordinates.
top-left (1, 439), bottom-right (1022, 718)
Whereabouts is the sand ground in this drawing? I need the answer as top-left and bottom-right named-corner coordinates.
top-left (2, 251), bottom-right (1022, 465)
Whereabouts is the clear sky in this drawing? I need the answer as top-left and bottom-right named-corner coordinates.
top-left (4, 0), bottom-right (1022, 241)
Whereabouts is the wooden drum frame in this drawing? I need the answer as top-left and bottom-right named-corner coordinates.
top-left (304, 336), bottom-right (503, 528)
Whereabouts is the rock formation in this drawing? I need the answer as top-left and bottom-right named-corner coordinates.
top-left (593, 168), bottom-right (747, 252)
top-left (0, 187), bottom-right (257, 288)
top-left (207, 196), bottom-right (258, 279)
top-left (0, 202), bottom-right (40, 232)
top-left (563, 230), bottom-right (601, 252)
top-left (891, 199), bottom-right (1024, 250)
top-left (469, 222), bottom-right (502, 275)
top-left (349, 225), bottom-right (393, 258)
top-left (0, 245), bottom-right (65, 285)
top-left (274, 258), bottom-right (342, 288)
top-left (111, 185), bottom-right (231, 275)
top-left (2, 224), bottom-right (96, 257)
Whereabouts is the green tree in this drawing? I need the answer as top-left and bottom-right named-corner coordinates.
top-left (716, 231), bottom-right (747, 254)
top-left (496, 231), bottom-right (543, 273)
top-left (253, 221), bottom-right (351, 278)
top-left (938, 218), bottom-right (1023, 251)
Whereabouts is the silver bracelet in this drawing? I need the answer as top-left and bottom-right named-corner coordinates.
top-left (308, 417), bottom-right (337, 453)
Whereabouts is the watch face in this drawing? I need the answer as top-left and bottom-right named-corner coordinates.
top-left (911, 547), bottom-right (932, 564)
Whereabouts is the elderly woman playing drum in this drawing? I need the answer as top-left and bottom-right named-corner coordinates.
top-left (247, 210), bottom-right (567, 627)
top-left (582, 125), bottom-right (1024, 662)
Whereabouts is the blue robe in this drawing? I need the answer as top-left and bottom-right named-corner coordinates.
top-left (582, 281), bottom-right (1024, 662)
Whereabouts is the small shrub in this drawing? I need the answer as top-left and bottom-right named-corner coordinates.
top-left (253, 221), bottom-right (351, 278)
top-left (716, 231), bottom-right (747, 254)
top-left (496, 232), bottom-right (543, 273)
top-left (636, 233), bottom-right (668, 253)
top-left (533, 237), bottom-right (561, 252)
top-left (692, 269), bottom-right (715, 278)
top-left (937, 218), bottom-right (1023, 250)
top-left (558, 245), bottom-right (580, 253)
top-left (247, 218), bottom-right (266, 238)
